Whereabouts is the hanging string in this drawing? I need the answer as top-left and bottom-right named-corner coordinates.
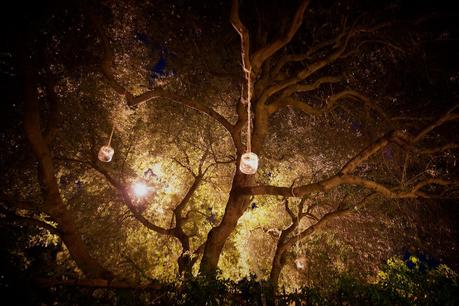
top-left (247, 93), bottom-right (252, 152)
top-left (296, 201), bottom-right (301, 256)
top-left (296, 201), bottom-right (300, 280)
top-left (107, 124), bottom-right (115, 147)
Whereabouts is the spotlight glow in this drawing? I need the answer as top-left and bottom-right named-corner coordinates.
top-left (132, 181), bottom-right (149, 198)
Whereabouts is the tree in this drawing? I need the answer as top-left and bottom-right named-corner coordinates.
top-left (1, 0), bottom-right (458, 296)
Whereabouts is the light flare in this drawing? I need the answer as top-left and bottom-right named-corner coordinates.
top-left (132, 181), bottom-right (149, 198)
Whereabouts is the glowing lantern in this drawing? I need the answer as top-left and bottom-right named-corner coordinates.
top-left (295, 256), bottom-right (307, 270)
top-left (239, 152), bottom-right (259, 175)
top-left (98, 126), bottom-right (115, 162)
top-left (132, 181), bottom-right (149, 198)
top-left (98, 145), bottom-right (114, 162)
top-left (238, 76), bottom-right (259, 175)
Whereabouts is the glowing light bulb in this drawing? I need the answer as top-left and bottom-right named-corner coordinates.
top-left (295, 256), bottom-right (307, 270)
top-left (239, 152), bottom-right (259, 175)
top-left (132, 181), bottom-right (149, 198)
top-left (98, 145), bottom-right (114, 162)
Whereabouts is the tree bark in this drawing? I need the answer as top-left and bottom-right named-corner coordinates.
top-left (269, 247), bottom-right (287, 291)
top-left (177, 253), bottom-right (192, 277)
top-left (23, 64), bottom-right (112, 279)
top-left (174, 227), bottom-right (193, 277)
top-left (199, 171), bottom-right (251, 276)
top-left (58, 213), bottom-right (113, 279)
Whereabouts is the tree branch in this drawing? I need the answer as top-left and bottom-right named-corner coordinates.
top-left (127, 89), bottom-right (234, 134)
top-left (341, 104), bottom-right (459, 174)
top-left (413, 104), bottom-right (459, 143)
top-left (92, 14), bottom-right (234, 135)
top-left (89, 162), bottom-right (171, 235)
top-left (280, 75), bottom-right (342, 98)
top-left (0, 207), bottom-right (61, 235)
top-left (340, 130), bottom-right (405, 175)
top-left (230, 0), bottom-right (253, 105)
top-left (284, 207), bottom-right (351, 249)
top-left (240, 174), bottom-right (455, 199)
top-left (269, 90), bottom-right (388, 119)
top-left (418, 143), bottom-right (459, 155)
top-left (261, 23), bottom-right (391, 106)
top-left (251, 0), bottom-right (310, 74)
top-left (283, 198), bottom-right (295, 221)
top-left (174, 174), bottom-right (203, 217)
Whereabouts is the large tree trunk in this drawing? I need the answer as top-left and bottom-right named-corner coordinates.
top-left (178, 253), bottom-right (192, 277)
top-left (198, 97), bottom-right (267, 276)
top-left (174, 228), bottom-right (193, 277)
top-left (58, 214), bottom-right (113, 278)
top-left (23, 65), bottom-right (112, 279)
top-left (199, 171), bottom-right (251, 276)
top-left (269, 250), bottom-right (285, 291)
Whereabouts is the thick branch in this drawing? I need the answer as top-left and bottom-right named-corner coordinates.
top-left (127, 89), bottom-right (234, 134)
top-left (262, 28), bottom-right (354, 101)
top-left (280, 76), bottom-right (342, 98)
top-left (262, 23), bottom-right (391, 105)
top-left (90, 162), bottom-right (171, 235)
top-left (284, 198), bottom-right (295, 221)
top-left (230, 0), bottom-right (253, 104)
top-left (90, 13), bottom-right (133, 99)
top-left (0, 208), bottom-right (61, 235)
top-left (284, 208), bottom-right (350, 249)
top-left (191, 243), bottom-right (206, 266)
top-left (342, 104), bottom-right (459, 174)
top-left (251, 0), bottom-right (310, 73)
top-left (22, 60), bottom-right (113, 279)
top-left (419, 143), bottom-right (459, 155)
top-left (174, 174), bottom-right (203, 217)
top-left (23, 66), bottom-right (62, 211)
top-left (93, 15), bottom-right (233, 135)
top-left (269, 90), bottom-right (387, 119)
top-left (413, 105), bottom-right (459, 143)
top-left (240, 174), bottom-right (454, 199)
top-left (340, 130), bottom-right (406, 174)
top-left (338, 176), bottom-right (453, 198)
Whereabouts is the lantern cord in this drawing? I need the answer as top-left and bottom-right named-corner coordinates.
top-left (107, 125), bottom-right (115, 147)
top-left (246, 69), bottom-right (252, 153)
top-left (296, 201), bottom-right (300, 280)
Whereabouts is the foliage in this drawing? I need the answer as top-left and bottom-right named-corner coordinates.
top-left (5, 257), bottom-right (456, 305)
top-left (374, 255), bottom-right (459, 305)
top-left (1, 0), bottom-right (459, 301)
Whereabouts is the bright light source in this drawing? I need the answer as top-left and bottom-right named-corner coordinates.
top-left (295, 256), bottom-right (307, 270)
top-left (132, 181), bottom-right (149, 198)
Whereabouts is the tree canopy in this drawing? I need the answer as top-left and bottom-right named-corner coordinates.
top-left (1, 0), bottom-right (459, 303)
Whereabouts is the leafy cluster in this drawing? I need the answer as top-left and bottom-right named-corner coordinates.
top-left (5, 256), bottom-right (456, 305)
top-left (1, 0), bottom-right (459, 301)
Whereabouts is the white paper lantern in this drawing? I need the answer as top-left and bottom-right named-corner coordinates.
top-left (98, 145), bottom-right (114, 162)
top-left (239, 152), bottom-right (259, 175)
top-left (295, 256), bottom-right (307, 270)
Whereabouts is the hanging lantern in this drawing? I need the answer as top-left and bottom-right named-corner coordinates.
top-left (295, 256), bottom-right (307, 270)
top-left (98, 126), bottom-right (115, 162)
top-left (98, 145), bottom-right (114, 162)
top-left (239, 152), bottom-right (259, 175)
